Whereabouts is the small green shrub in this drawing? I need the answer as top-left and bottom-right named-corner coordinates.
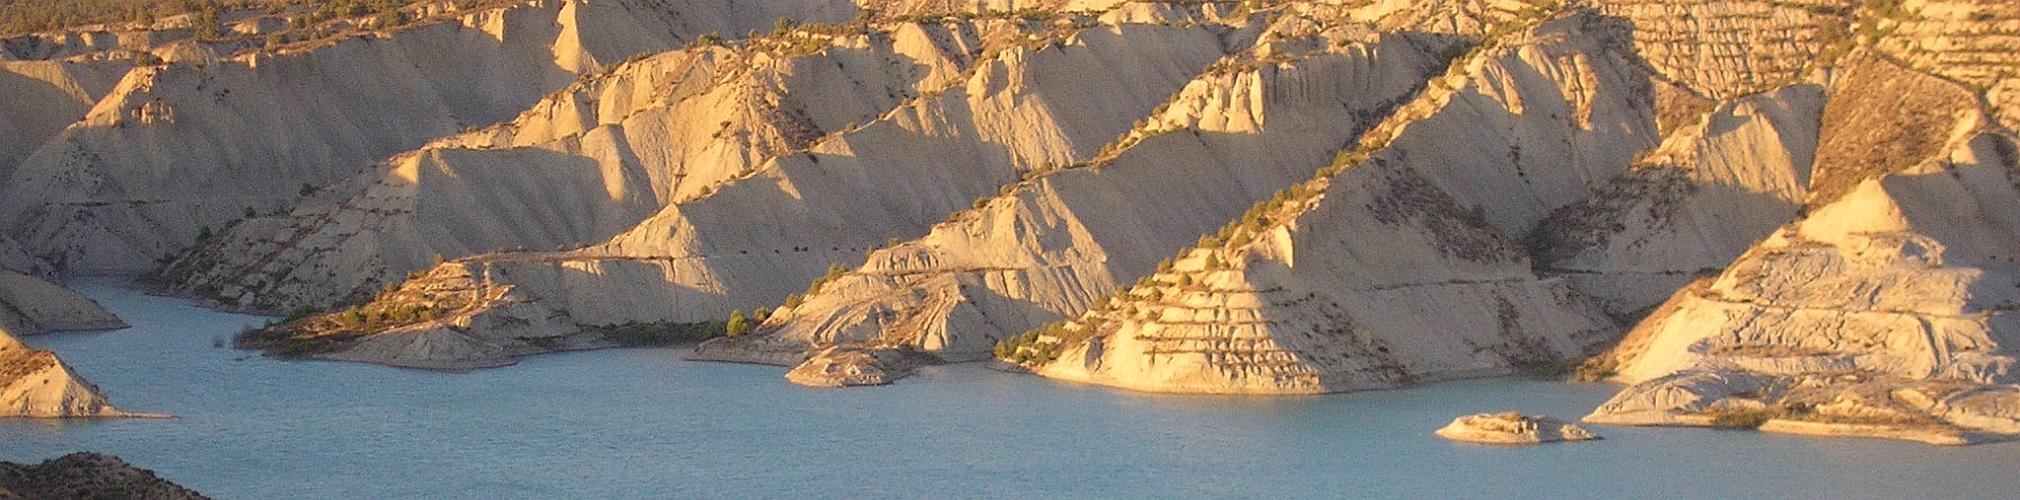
top-left (725, 309), bottom-right (750, 337)
top-left (1709, 410), bottom-right (1774, 429)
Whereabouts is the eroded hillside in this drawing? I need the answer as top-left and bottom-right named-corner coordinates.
top-left (6, 0), bottom-right (2020, 444)
top-left (1, 0), bottom-right (858, 274)
top-left (699, 8), bottom-right (1462, 370)
top-left (1003, 9), bottom-right (1638, 393)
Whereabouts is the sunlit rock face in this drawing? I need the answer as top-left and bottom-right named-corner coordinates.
top-left (1585, 130), bottom-right (2020, 445)
top-left (0, 325), bottom-right (130, 418)
top-left (9, 0), bottom-right (2020, 452)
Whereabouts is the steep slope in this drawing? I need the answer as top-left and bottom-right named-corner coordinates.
top-left (1594, 0), bottom-right (1855, 98)
top-left (1528, 85), bottom-right (1823, 315)
top-left (240, 14), bottom-right (1239, 369)
top-left (1872, 0), bottom-right (2020, 130)
top-left (701, 21), bottom-right (1458, 369)
top-left (1018, 151), bottom-right (1618, 394)
top-left (1006, 11), bottom-right (1638, 394)
top-left (0, 325), bottom-right (131, 417)
top-left (0, 270), bottom-right (126, 335)
top-left (161, 19), bottom-right (992, 312)
top-left (0, 235), bottom-right (52, 279)
top-left (0, 56), bottom-right (132, 182)
top-left (0, 236), bottom-right (123, 335)
top-left (1343, 12), bottom-right (1662, 240)
top-left (1581, 129), bottom-right (2020, 444)
top-left (1530, 47), bottom-right (1988, 317)
top-left (0, 56), bottom-right (142, 338)
top-left (1, 0), bottom-right (857, 274)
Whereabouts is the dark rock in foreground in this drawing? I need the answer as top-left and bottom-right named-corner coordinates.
top-left (0, 453), bottom-right (205, 499)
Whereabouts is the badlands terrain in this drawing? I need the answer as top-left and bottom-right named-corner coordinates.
top-left (3, 0), bottom-right (2020, 445)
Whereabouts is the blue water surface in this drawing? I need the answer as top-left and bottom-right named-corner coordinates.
top-left (3, 280), bottom-right (2016, 499)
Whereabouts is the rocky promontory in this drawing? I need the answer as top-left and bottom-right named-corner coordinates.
top-left (0, 325), bottom-right (141, 418)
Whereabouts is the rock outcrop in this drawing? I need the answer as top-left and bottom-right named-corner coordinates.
top-left (0, 325), bottom-right (133, 418)
top-left (0, 452), bottom-right (206, 499)
top-left (1436, 412), bottom-right (1600, 444)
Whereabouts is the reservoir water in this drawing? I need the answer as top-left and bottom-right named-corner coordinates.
top-left (4, 280), bottom-right (2017, 498)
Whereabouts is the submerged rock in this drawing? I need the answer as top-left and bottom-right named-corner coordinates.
top-left (0, 452), bottom-right (206, 499)
top-left (1436, 412), bottom-right (1600, 445)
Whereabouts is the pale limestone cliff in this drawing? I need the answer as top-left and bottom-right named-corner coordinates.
top-left (1567, 0), bottom-right (2020, 444)
top-left (1872, 0), bottom-right (2020, 130)
top-left (1020, 157), bottom-right (1616, 394)
top-left (0, 235), bottom-right (52, 279)
top-left (1528, 44), bottom-right (1992, 318)
top-left (12, 4), bottom-right (2019, 457)
top-left (708, 7), bottom-right (1672, 386)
